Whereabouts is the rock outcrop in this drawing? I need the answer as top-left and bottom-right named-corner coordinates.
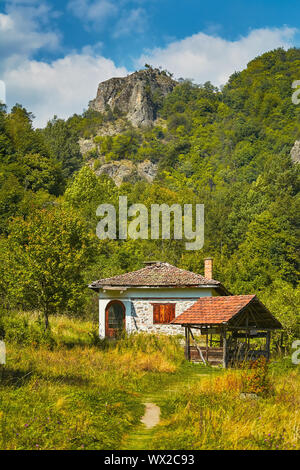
top-left (90, 159), bottom-right (158, 187)
top-left (291, 141), bottom-right (300, 164)
top-left (79, 138), bottom-right (97, 156)
top-left (89, 68), bottom-right (177, 127)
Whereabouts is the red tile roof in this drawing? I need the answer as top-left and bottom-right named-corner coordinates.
top-left (171, 295), bottom-right (257, 325)
top-left (89, 262), bottom-right (222, 289)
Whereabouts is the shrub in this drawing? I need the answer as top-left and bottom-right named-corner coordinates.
top-left (0, 316), bottom-right (5, 340)
top-left (93, 159), bottom-right (102, 171)
top-left (241, 357), bottom-right (273, 396)
top-left (3, 313), bottom-right (56, 349)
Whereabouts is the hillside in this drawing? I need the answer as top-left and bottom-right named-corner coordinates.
top-left (0, 48), bottom-right (299, 341)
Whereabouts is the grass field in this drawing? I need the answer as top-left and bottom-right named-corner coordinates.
top-left (0, 314), bottom-right (299, 450)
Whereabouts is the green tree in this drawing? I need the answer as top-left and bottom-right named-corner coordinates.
top-left (3, 207), bottom-right (96, 329)
top-left (42, 116), bottom-right (83, 178)
top-left (20, 153), bottom-right (64, 195)
top-left (260, 280), bottom-right (300, 346)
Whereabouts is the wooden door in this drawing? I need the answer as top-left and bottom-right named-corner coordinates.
top-left (105, 300), bottom-right (125, 338)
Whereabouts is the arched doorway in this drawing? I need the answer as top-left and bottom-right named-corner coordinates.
top-left (105, 300), bottom-right (126, 338)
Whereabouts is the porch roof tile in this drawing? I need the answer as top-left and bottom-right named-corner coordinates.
top-left (171, 294), bottom-right (281, 327)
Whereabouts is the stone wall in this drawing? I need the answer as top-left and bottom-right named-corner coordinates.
top-left (129, 299), bottom-right (196, 335)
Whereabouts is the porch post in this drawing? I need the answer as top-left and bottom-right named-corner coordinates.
top-left (222, 329), bottom-right (227, 368)
top-left (266, 331), bottom-right (271, 361)
top-left (185, 326), bottom-right (190, 361)
top-left (206, 331), bottom-right (209, 361)
top-left (187, 326), bottom-right (191, 361)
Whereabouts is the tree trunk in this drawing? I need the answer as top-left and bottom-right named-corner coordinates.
top-left (44, 310), bottom-right (49, 331)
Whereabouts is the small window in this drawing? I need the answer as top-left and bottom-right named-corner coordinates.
top-left (152, 303), bottom-right (176, 324)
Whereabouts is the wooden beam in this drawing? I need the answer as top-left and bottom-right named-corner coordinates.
top-left (233, 332), bottom-right (267, 339)
top-left (266, 331), bottom-right (271, 360)
top-left (189, 327), bottom-right (207, 366)
top-left (185, 327), bottom-right (189, 361)
top-left (206, 331), bottom-right (209, 361)
top-left (227, 326), bottom-right (279, 332)
top-left (222, 329), bottom-right (227, 368)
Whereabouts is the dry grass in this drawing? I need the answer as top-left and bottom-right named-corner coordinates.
top-left (1, 314), bottom-right (299, 450)
top-left (0, 323), bottom-right (184, 450)
top-left (150, 363), bottom-right (300, 450)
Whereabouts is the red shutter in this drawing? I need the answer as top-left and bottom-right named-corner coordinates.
top-left (165, 304), bottom-right (175, 323)
top-left (153, 304), bottom-right (160, 324)
top-left (152, 303), bottom-right (176, 324)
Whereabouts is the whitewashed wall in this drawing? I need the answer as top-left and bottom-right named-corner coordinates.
top-left (98, 287), bottom-right (215, 338)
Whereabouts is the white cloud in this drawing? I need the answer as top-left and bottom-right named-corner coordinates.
top-left (0, 2), bottom-right (60, 73)
top-left (1, 14), bottom-right (298, 129)
top-left (136, 27), bottom-right (297, 86)
top-left (0, 0), bottom-right (128, 126)
top-left (113, 7), bottom-right (146, 38)
top-left (67, 0), bottom-right (148, 36)
top-left (4, 52), bottom-right (128, 127)
top-left (67, 0), bottom-right (118, 29)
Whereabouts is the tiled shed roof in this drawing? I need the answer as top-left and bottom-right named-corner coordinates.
top-left (171, 295), bottom-right (256, 325)
top-left (89, 262), bottom-right (221, 289)
top-left (171, 294), bottom-right (282, 329)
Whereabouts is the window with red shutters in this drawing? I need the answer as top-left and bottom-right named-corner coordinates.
top-left (152, 303), bottom-right (176, 324)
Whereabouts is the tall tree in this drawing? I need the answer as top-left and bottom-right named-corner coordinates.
top-left (3, 207), bottom-right (96, 328)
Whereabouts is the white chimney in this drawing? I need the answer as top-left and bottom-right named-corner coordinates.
top-left (204, 258), bottom-right (213, 279)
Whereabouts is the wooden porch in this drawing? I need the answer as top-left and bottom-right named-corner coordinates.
top-left (172, 295), bottom-right (282, 368)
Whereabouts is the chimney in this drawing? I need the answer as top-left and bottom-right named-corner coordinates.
top-left (204, 258), bottom-right (213, 280)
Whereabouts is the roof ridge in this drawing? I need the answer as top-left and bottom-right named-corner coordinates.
top-left (89, 261), bottom-right (221, 288)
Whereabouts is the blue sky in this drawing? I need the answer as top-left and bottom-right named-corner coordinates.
top-left (0, 0), bottom-right (299, 126)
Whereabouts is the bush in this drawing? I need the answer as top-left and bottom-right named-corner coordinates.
top-left (3, 314), bottom-right (56, 349)
top-left (0, 316), bottom-right (5, 340)
top-left (241, 357), bottom-right (273, 396)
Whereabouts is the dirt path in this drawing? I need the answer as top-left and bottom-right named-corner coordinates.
top-left (121, 364), bottom-right (213, 450)
top-left (141, 402), bottom-right (161, 428)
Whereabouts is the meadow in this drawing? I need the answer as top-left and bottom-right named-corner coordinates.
top-left (0, 314), bottom-right (299, 450)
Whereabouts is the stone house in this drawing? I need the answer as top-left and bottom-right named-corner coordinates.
top-left (89, 259), bottom-right (282, 367)
top-left (88, 259), bottom-right (229, 338)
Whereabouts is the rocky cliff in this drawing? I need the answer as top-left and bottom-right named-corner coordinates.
top-left (291, 141), bottom-right (300, 164)
top-left (89, 68), bottom-right (177, 127)
top-left (89, 159), bottom-right (158, 187)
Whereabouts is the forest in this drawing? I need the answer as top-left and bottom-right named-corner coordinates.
top-left (0, 47), bottom-right (299, 344)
